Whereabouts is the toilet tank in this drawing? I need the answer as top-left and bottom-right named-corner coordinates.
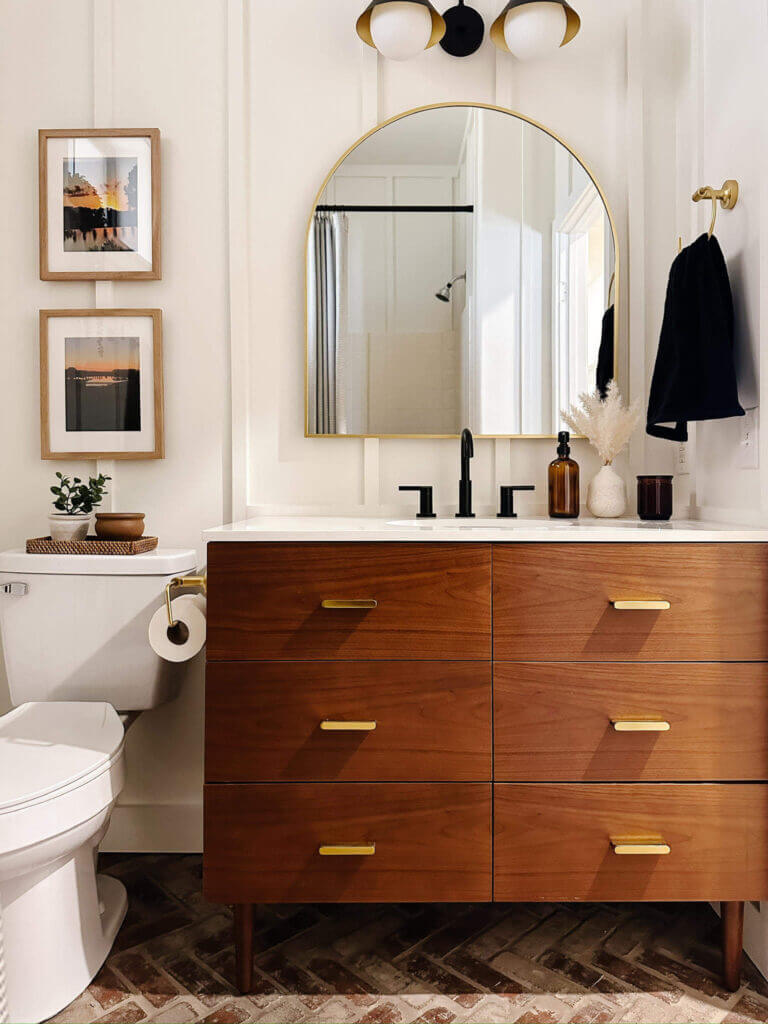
top-left (0, 549), bottom-right (197, 712)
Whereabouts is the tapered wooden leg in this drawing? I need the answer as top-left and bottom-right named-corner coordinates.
top-left (234, 903), bottom-right (254, 994)
top-left (722, 901), bottom-right (745, 992)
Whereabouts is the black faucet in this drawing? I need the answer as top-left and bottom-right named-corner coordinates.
top-left (456, 427), bottom-right (475, 519)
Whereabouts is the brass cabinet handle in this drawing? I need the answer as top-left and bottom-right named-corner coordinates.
top-left (611, 600), bottom-right (671, 611)
top-left (318, 844), bottom-right (376, 857)
top-left (611, 719), bottom-right (671, 733)
top-left (321, 599), bottom-right (378, 610)
top-left (611, 837), bottom-right (671, 856)
top-left (320, 720), bottom-right (377, 732)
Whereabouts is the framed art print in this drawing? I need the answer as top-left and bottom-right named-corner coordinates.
top-left (39, 129), bottom-right (161, 280)
top-left (40, 309), bottom-right (164, 460)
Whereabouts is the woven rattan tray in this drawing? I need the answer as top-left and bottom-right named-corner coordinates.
top-left (26, 536), bottom-right (159, 556)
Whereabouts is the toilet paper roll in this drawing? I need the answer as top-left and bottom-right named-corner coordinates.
top-left (148, 594), bottom-right (207, 663)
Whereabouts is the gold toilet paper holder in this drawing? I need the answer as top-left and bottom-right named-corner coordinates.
top-left (165, 574), bottom-right (207, 629)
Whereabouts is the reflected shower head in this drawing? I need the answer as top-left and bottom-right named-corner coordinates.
top-left (435, 272), bottom-right (466, 302)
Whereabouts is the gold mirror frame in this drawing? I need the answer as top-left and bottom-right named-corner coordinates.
top-left (305, 102), bottom-right (620, 440)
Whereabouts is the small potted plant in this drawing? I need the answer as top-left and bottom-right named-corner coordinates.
top-left (49, 472), bottom-right (111, 542)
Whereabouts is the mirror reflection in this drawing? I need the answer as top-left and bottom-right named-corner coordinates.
top-left (307, 105), bottom-right (617, 437)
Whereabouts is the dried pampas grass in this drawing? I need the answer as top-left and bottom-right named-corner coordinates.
top-left (562, 381), bottom-right (641, 465)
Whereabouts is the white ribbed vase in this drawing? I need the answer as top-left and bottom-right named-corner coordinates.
top-left (587, 463), bottom-right (627, 519)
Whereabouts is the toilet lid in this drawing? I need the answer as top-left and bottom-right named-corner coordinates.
top-left (0, 702), bottom-right (124, 812)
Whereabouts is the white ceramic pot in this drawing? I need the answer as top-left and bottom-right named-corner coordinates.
top-left (587, 464), bottom-right (627, 519)
top-left (49, 513), bottom-right (92, 542)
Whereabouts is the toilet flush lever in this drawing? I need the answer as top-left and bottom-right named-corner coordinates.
top-left (1, 582), bottom-right (28, 597)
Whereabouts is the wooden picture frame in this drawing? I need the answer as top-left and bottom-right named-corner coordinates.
top-left (40, 309), bottom-right (164, 460)
top-left (39, 128), bottom-right (161, 280)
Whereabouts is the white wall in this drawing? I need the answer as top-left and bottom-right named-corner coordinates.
top-left (681, 1), bottom-right (768, 522)
top-left (0, 0), bottom-right (230, 851)
top-left (636, 0), bottom-right (768, 523)
top-left (243, 0), bottom-right (632, 520)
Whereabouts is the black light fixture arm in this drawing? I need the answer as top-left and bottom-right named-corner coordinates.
top-left (440, 1), bottom-right (486, 58)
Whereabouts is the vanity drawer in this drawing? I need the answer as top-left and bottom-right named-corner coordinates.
top-left (494, 783), bottom-right (768, 902)
top-left (206, 661), bottom-right (492, 782)
top-left (204, 783), bottom-right (491, 903)
top-left (207, 542), bottom-right (491, 661)
top-left (495, 663), bottom-right (768, 782)
top-left (493, 543), bottom-right (768, 661)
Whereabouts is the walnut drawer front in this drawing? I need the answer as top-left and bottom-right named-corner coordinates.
top-left (206, 662), bottom-right (492, 782)
top-left (204, 783), bottom-right (491, 903)
top-left (206, 543), bottom-right (491, 661)
top-left (495, 783), bottom-right (768, 902)
top-left (495, 663), bottom-right (768, 782)
top-left (493, 543), bottom-right (768, 662)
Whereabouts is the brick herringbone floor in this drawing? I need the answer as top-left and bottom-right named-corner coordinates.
top-left (49, 854), bottom-right (768, 1024)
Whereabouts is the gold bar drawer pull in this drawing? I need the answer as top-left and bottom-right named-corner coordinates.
top-left (321, 720), bottom-right (377, 732)
top-left (318, 844), bottom-right (376, 857)
top-left (321, 599), bottom-right (378, 610)
top-left (611, 837), bottom-right (671, 856)
top-left (611, 719), bottom-right (671, 733)
top-left (611, 600), bottom-right (671, 611)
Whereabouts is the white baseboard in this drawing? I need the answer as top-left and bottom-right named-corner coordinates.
top-left (102, 802), bottom-right (203, 854)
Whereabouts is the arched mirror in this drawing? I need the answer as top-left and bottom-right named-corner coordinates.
top-left (306, 103), bottom-right (618, 438)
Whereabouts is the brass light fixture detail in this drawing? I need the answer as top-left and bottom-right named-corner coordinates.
top-left (491, 1), bottom-right (581, 56)
top-left (357, 0), bottom-right (446, 58)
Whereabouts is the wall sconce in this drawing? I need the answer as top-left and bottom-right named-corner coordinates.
top-left (356, 0), bottom-right (446, 61)
top-left (491, 0), bottom-right (580, 61)
top-left (440, 2), bottom-right (485, 58)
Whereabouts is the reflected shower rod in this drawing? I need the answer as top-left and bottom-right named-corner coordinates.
top-left (315, 204), bottom-right (474, 213)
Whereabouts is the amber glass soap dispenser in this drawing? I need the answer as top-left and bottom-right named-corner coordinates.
top-left (549, 431), bottom-right (580, 519)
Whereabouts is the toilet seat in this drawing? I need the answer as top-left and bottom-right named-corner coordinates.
top-left (0, 702), bottom-right (125, 856)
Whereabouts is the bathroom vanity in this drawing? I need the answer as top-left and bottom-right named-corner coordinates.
top-left (202, 518), bottom-right (768, 995)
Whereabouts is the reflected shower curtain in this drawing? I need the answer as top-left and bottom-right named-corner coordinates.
top-left (308, 211), bottom-right (348, 434)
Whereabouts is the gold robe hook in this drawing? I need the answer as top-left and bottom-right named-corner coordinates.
top-left (692, 179), bottom-right (739, 238)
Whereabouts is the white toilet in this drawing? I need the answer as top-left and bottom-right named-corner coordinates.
top-left (0, 547), bottom-right (197, 1024)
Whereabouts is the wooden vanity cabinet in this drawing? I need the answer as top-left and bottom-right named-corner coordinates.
top-left (204, 541), bottom-right (768, 995)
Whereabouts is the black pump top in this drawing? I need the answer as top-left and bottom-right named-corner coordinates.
top-left (557, 431), bottom-right (571, 458)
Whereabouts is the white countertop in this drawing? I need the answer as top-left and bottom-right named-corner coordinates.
top-left (203, 516), bottom-right (768, 543)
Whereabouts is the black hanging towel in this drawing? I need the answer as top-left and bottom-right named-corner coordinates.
top-left (646, 233), bottom-right (744, 442)
top-left (596, 304), bottom-right (615, 399)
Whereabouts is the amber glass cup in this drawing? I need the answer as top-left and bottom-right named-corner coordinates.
top-left (637, 476), bottom-right (673, 521)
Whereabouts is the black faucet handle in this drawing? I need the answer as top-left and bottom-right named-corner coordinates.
top-left (498, 485), bottom-right (536, 519)
top-left (399, 486), bottom-right (437, 519)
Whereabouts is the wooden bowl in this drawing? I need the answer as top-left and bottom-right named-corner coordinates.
top-left (95, 513), bottom-right (146, 541)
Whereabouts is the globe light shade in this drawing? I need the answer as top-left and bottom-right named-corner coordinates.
top-left (357, 0), bottom-right (446, 60)
top-left (491, 1), bottom-right (580, 60)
